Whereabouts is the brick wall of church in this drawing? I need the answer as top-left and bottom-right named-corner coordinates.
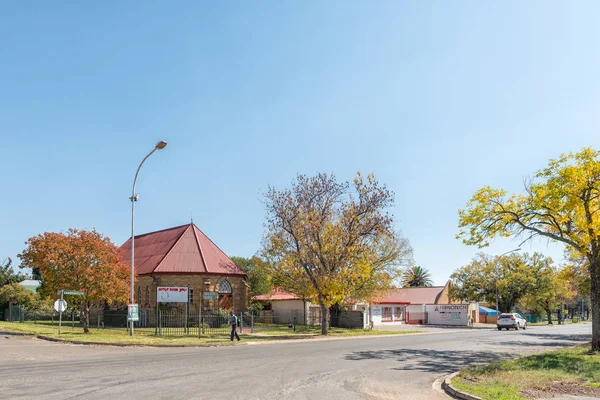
top-left (135, 274), bottom-right (249, 315)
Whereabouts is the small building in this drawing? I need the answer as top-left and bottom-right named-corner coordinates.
top-left (253, 288), bottom-right (320, 325)
top-left (479, 305), bottom-right (499, 324)
top-left (369, 282), bottom-right (453, 325)
top-left (18, 280), bottom-right (41, 293)
top-left (368, 281), bottom-right (470, 326)
top-left (120, 223), bottom-right (249, 322)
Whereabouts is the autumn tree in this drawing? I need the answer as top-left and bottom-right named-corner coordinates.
top-left (231, 256), bottom-right (273, 297)
top-left (450, 253), bottom-right (543, 313)
top-left (458, 148), bottom-right (600, 350)
top-left (562, 250), bottom-right (592, 300)
top-left (521, 266), bottom-right (574, 325)
top-left (262, 172), bottom-right (412, 335)
top-left (18, 229), bottom-right (129, 333)
top-left (401, 266), bottom-right (433, 288)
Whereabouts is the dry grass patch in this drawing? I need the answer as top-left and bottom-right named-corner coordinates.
top-left (453, 345), bottom-right (600, 400)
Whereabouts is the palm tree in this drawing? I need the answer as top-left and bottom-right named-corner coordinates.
top-left (402, 266), bottom-right (433, 288)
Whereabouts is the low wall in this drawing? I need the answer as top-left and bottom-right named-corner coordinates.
top-left (480, 314), bottom-right (498, 324)
top-left (331, 311), bottom-right (366, 329)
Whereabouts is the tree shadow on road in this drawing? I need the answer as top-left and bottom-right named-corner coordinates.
top-left (344, 348), bottom-right (513, 373)
top-left (520, 332), bottom-right (590, 342)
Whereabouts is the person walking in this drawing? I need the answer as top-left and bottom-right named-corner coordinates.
top-left (229, 310), bottom-right (241, 341)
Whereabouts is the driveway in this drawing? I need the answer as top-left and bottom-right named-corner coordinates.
top-left (0, 323), bottom-right (591, 400)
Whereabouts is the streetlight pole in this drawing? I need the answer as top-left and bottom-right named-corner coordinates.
top-left (129, 141), bottom-right (167, 336)
top-left (495, 248), bottom-right (521, 315)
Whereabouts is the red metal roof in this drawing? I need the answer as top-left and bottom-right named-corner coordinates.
top-left (120, 223), bottom-right (245, 276)
top-left (373, 286), bottom-right (445, 305)
top-left (253, 288), bottom-right (300, 301)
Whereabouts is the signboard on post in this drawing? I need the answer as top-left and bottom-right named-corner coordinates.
top-left (128, 304), bottom-right (139, 322)
top-left (54, 299), bottom-right (67, 312)
top-left (426, 304), bottom-right (469, 326)
top-left (157, 287), bottom-right (189, 303)
top-left (202, 291), bottom-right (218, 300)
top-left (58, 290), bottom-right (84, 296)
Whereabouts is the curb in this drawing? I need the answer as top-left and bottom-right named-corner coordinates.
top-left (0, 329), bottom-right (429, 348)
top-left (35, 335), bottom-right (231, 348)
top-left (441, 372), bottom-right (482, 400)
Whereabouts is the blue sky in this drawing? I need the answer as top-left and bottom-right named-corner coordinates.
top-left (2, 2), bottom-right (600, 285)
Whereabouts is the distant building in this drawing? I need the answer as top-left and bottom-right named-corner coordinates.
top-left (368, 281), bottom-right (478, 326)
top-left (253, 288), bottom-right (321, 325)
top-left (369, 282), bottom-right (455, 325)
top-left (18, 280), bottom-right (40, 293)
top-left (120, 223), bottom-right (249, 321)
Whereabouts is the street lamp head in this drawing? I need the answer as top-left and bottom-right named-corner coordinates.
top-left (155, 141), bottom-right (168, 150)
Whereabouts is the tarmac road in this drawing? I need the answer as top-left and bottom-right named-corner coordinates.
top-left (0, 323), bottom-right (592, 400)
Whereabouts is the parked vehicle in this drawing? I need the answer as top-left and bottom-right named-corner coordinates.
top-left (497, 313), bottom-right (527, 330)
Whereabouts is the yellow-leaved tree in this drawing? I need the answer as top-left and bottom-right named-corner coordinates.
top-left (458, 148), bottom-right (600, 350)
top-left (262, 172), bottom-right (412, 334)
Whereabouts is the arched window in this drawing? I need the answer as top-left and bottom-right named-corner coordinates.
top-left (146, 286), bottom-right (150, 304)
top-left (137, 287), bottom-right (142, 304)
top-left (218, 280), bottom-right (232, 294)
top-left (189, 286), bottom-right (194, 304)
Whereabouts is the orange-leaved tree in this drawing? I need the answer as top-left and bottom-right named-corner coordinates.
top-left (18, 229), bottom-right (129, 333)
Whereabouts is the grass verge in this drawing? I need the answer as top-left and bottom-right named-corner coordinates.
top-left (0, 321), bottom-right (420, 346)
top-left (452, 344), bottom-right (600, 400)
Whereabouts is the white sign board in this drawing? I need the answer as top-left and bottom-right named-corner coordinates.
top-left (54, 299), bottom-right (67, 312)
top-left (157, 287), bottom-right (189, 303)
top-left (425, 304), bottom-right (469, 326)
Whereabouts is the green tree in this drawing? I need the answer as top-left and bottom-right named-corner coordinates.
top-left (0, 258), bottom-right (28, 287)
top-left (457, 148), bottom-right (600, 350)
top-left (0, 283), bottom-right (36, 309)
top-left (521, 266), bottom-right (575, 325)
top-left (450, 253), bottom-right (544, 313)
top-left (262, 172), bottom-right (412, 334)
top-left (231, 256), bottom-right (273, 297)
top-left (401, 266), bottom-right (433, 287)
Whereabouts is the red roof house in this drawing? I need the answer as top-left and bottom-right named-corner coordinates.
top-left (120, 223), bottom-right (245, 276)
top-left (253, 288), bottom-right (299, 301)
top-left (120, 223), bottom-right (248, 313)
top-left (372, 285), bottom-right (449, 305)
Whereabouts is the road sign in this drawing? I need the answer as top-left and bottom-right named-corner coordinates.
top-left (203, 291), bottom-right (218, 300)
top-left (57, 290), bottom-right (84, 296)
top-left (128, 304), bottom-right (139, 322)
top-left (54, 299), bottom-right (67, 312)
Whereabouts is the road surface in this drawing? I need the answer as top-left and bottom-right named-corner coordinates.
top-left (0, 323), bottom-right (591, 400)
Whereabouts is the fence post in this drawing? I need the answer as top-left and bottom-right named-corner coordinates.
top-left (71, 310), bottom-right (75, 328)
top-left (185, 303), bottom-right (188, 335)
top-left (251, 313), bottom-right (254, 333)
top-left (240, 312), bottom-right (244, 334)
top-left (158, 310), bottom-right (162, 336)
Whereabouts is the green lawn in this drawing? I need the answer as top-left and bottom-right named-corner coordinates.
top-left (0, 321), bottom-right (421, 346)
top-left (453, 345), bottom-right (600, 400)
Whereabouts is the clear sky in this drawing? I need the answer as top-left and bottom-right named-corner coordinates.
top-left (2, 2), bottom-right (600, 285)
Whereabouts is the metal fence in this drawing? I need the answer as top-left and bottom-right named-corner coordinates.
top-left (3, 305), bottom-right (76, 324)
top-left (90, 310), bottom-right (150, 329)
top-left (155, 310), bottom-right (252, 336)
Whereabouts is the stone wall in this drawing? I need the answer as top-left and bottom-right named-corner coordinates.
top-left (135, 274), bottom-right (249, 315)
